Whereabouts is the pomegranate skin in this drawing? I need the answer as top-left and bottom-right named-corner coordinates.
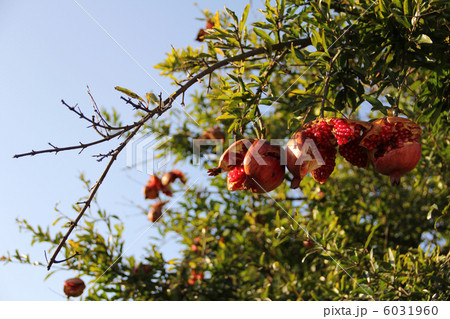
top-left (207, 139), bottom-right (254, 176)
top-left (63, 278), bottom-right (86, 298)
top-left (243, 140), bottom-right (285, 193)
top-left (143, 175), bottom-right (162, 199)
top-left (147, 201), bottom-right (167, 223)
top-left (209, 139), bottom-right (284, 193)
top-left (372, 141), bottom-right (421, 185)
top-left (286, 131), bottom-right (322, 188)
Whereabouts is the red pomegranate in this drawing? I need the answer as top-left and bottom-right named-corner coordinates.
top-left (196, 271), bottom-right (204, 281)
top-left (361, 116), bottom-right (422, 185)
top-left (196, 19), bottom-right (215, 42)
top-left (286, 131), bottom-right (322, 188)
top-left (191, 244), bottom-right (199, 253)
top-left (208, 139), bottom-right (284, 193)
top-left (133, 263), bottom-right (152, 274)
top-left (286, 118), bottom-right (337, 186)
top-left (63, 278), bottom-right (86, 298)
top-left (287, 118), bottom-right (371, 187)
top-left (302, 239), bottom-right (316, 249)
top-left (188, 278), bottom-right (196, 285)
top-left (338, 137), bottom-right (369, 168)
top-left (147, 201), bottom-right (167, 223)
top-left (143, 175), bottom-right (162, 199)
top-left (242, 140), bottom-right (285, 193)
top-left (161, 170), bottom-right (187, 186)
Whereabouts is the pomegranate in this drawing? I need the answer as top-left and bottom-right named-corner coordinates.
top-left (286, 131), bottom-right (322, 188)
top-left (188, 278), bottom-right (196, 285)
top-left (200, 127), bottom-right (225, 141)
top-left (161, 184), bottom-right (173, 197)
top-left (227, 166), bottom-right (247, 191)
top-left (302, 239), bottom-right (316, 249)
top-left (208, 139), bottom-right (285, 193)
top-left (147, 201), bottom-right (167, 223)
top-left (312, 145), bottom-right (337, 183)
top-left (189, 270), bottom-right (204, 283)
top-left (161, 170), bottom-right (187, 186)
top-left (338, 137), bottom-right (369, 168)
top-left (208, 139), bottom-right (254, 176)
top-left (286, 118), bottom-right (337, 186)
top-left (63, 278), bottom-right (86, 298)
top-left (196, 18), bottom-right (215, 42)
top-left (242, 140), bottom-right (285, 193)
top-left (133, 263), bottom-right (151, 274)
top-left (332, 118), bottom-right (365, 145)
top-left (143, 175), bottom-right (162, 199)
top-left (361, 117), bottom-right (422, 185)
top-left (196, 271), bottom-right (204, 281)
top-left (287, 118), bottom-right (371, 187)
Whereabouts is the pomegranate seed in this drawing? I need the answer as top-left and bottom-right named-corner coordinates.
top-left (339, 139), bottom-right (368, 168)
top-left (333, 119), bottom-right (363, 145)
top-left (227, 166), bottom-right (246, 191)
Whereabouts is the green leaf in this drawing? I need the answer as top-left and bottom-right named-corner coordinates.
top-left (217, 113), bottom-right (237, 120)
top-left (147, 92), bottom-right (158, 104)
top-left (114, 86), bottom-right (142, 101)
top-left (427, 203), bottom-right (438, 220)
top-left (239, 4), bottom-right (250, 32)
top-left (388, 248), bottom-right (396, 269)
top-left (254, 28), bottom-right (274, 44)
top-left (364, 95), bottom-right (384, 109)
top-left (415, 34), bottom-right (433, 44)
top-left (364, 224), bottom-right (380, 250)
top-left (225, 7), bottom-right (239, 26)
top-left (395, 15), bottom-right (411, 29)
top-left (403, 0), bottom-right (411, 16)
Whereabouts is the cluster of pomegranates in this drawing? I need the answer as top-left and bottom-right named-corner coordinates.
top-left (132, 263), bottom-right (152, 275)
top-left (208, 116), bottom-right (422, 191)
top-left (143, 170), bottom-right (186, 222)
top-left (188, 269), bottom-right (204, 285)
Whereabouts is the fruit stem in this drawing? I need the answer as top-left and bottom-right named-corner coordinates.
top-left (254, 107), bottom-right (265, 139)
top-left (393, 67), bottom-right (414, 117)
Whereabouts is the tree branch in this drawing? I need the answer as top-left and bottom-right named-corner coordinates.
top-left (18, 37), bottom-right (312, 270)
top-left (46, 123), bottom-right (143, 270)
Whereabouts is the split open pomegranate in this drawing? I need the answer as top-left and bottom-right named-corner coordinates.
top-left (208, 139), bottom-right (284, 193)
top-left (286, 118), bottom-right (370, 187)
top-left (360, 116), bottom-right (422, 185)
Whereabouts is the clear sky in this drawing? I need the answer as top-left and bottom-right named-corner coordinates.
top-left (0, 0), bottom-right (260, 300)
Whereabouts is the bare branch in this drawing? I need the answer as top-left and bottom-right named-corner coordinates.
top-left (46, 123), bottom-right (143, 270)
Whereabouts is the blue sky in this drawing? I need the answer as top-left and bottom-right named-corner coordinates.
top-left (0, 0), bottom-right (257, 300)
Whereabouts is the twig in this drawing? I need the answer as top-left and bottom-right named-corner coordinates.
top-left (87, 86), bottom-right (110, 129)
top-left (320, 49), bottom-right (341, 118)
top-left (46, 124), bottom-right (143, 270)
top-left (394, 67), bottom-right (414, 116)
top-left (120, 96), bottom-right (149, 113)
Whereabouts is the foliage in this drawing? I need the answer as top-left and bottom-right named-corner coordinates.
top-left (3, 0), bottom-right (449, 300)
